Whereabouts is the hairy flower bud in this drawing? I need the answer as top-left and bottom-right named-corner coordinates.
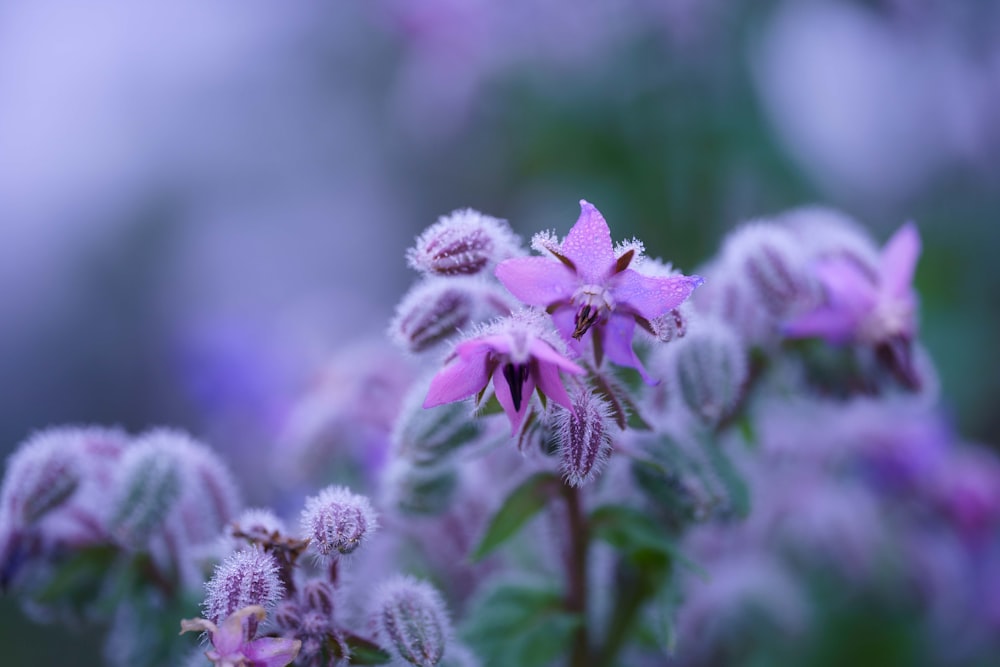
top-left (272, 600), bottom-right (303, 633)
top-left (110, 438), bottom-right (183, 547)
top-left (648, 306), bottom-right (690, 343)
top-left (302, 578), bottom-right (337, 618)
top-left (407, 209), bottom-right (520, 276)
top-left (203, 547), bottom-right (284, 625)
top-left (556, 390), bottom-right (614, 487)
top-left (724, 223), bottom-right (814, 317)
top-left (300, 486), bottom-right (377, 558)
top-left (390, 278), bottom-right (513, 353)
top-left (0, 429), bottom-right (82, 526)
top-left (670, 322), bottom-right (748, 427)
top-left (373, 575), bottom-right (450, 667)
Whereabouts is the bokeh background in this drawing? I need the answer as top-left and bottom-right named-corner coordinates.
top-left (1, 1), bottom-right (998, 664)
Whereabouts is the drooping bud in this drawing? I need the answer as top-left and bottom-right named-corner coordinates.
top-left (556, 390), bottom-right (615, 487)
top-left (373, 575), bottom-right (450, 667)
top-left (0, 429), bottom-right (82, 526)
top-left (203, 547), bottom-right (284, 625)
top-left (407, 209), bottom-right (520, 277)
top-left (722, 223), bottom-right (815, 318)
top-left (390, 277), bottom-right (513, 353)
top-left (110, 437), bottom-right (183, 547)
top-left (669, 321), bottom-right (748, 427)
top-left (300, 486), bottom-right (377, 559)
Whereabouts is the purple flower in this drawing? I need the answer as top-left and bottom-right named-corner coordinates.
top-left (495, 200), bottom-right (702, 382)
top-left (181, 605), bottom-right (301, 667)
top-left (785, 222), bottom-right (920, 346)
top-left (423, 311), bottom-right (584, 434)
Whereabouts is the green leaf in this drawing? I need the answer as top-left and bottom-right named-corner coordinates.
top-left (33, 544), bottom-right (119, 605)
top-left (461, 581), bottom-right (581, 667)
top-left (589, 504), bottom-right (704, 577)
top-left (335, 632), bottom-right (392, 665)
top-left (703, 439), bottom-right (750, 518)
top-left (470, 473), bottom-right (559, 562)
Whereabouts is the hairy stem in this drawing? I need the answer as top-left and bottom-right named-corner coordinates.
top-left (562, 484), bottom-right (590, 667)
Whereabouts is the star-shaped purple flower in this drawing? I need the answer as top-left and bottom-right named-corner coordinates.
top-left (785, 222), bottom-right (922, 387)
top-left (785, 222), bottom-right (920, 345)
top-left (181, 605), bottom-right (301, 667)
top-left (494, 200), bottom-right (703, 382)
top-left (423, 312), bottom-right (584, 434)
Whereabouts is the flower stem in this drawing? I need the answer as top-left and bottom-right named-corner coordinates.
top-left (562, 484), bottom-right (590, 667)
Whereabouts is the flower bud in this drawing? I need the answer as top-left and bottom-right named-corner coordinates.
top-left (407, 209), bottom-right (520, 276)
top-left (300, 486), bottom-right (377, 558)
top-left (670, 322), bottom-right (748, 427)
top-left (302, 578), bottom-right (337, 618)
top-left (393, 382), bottom-right (484, 469)
top-left (383, 460), bottom-right (459, 516)
top-left (229, 508), bottom-right (287, 545)
top-left (648, 306), bottom-right (689, 343)
top-left (373, 575), bottom-right (450, 667)
top-left (272, 600), bottom-right (303, 633)
top-left (110, 438), bottom-right (183, 547)
top-left (0, 429), bottom-right (82, 526)
top-left (556, 390), bottom-right (614, 487)
top-left (392, 279), bottom-right (476, 353)
top-left (203, 547), bottom-right (284, 625)
top-left (722, 223), bottom-right (813, 317)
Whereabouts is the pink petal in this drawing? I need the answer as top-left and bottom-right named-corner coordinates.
top-left (613, 270), bottom-right (703, 320)
top-left (550, 307), bottom-right (583, 356)
top-left (493, 370), bottom-right (535, 435)
top-left (423, 350), bottom-right (491, 407)
top-left (456, 335), bottom-right (508, 359)
top-left (495, 257), bottom-right (577, 306)
top-left (879, 222), bottom-right (921, 299)
top-left (243, 637), bottom-right (302, 667)
top-left (560, 201), bottom-right (615, 283)
top-left (528, 339), bottom-right (585, 376)
top-left (602, 314), bottom-right (657, 385)
top-left (783, 307), bottom-right (858, 344)
top-left (533, 358), bottom-right (574, 410)
top-left (213, 614), bottom-right (247, 656)
top-left (814, 258), bottom-right (877, 316)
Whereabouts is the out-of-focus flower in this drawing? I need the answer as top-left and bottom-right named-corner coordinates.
top-left (423, 310), bottom-right (584, 434)
top-left (495, 200), bottom-right (702, 382)
top-left (372, 575), bottom-right (450, 667)
top-left (181, 605), bottom-right (301, 667)
top-left (667, 320), bottom-right (748, 428)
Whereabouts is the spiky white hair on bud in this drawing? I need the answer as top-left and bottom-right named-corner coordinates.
top-left (407, 209), bottom-right (521, 276)
top-left (300, 485), bottom-right (378, 559)
top-left (203, 547), bottom-right (284, 624)
top-left (555, 389), bottom-right (615, 487)
top-left (1, 430), bottom-right (82, 526)
top-left (372, 575), bottom-right (451, 667)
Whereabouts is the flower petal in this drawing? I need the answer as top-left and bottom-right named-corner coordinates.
top-left (879, 222), bottom-right (920, 299)
top-left (601, 314), bottom-right (657, 384)
top-left (495, 257), bottom-right (577, 306)
top-left (528, 339), bottom-right (585, 376)
top-left (613, 270), bottom-right (703, 320)
top-left (243, 637), bottom-right (302, 667)
top-left (494, 370), bottom-right (534, 435)
top-left (783, 306), bottom-right (858, 343)
top-left (560, 201), bottom-right (615, 283)
top-left (551, 307), bottom-right (582, 356)
top-left (424, 349), bottom-right (491, 407)
top-left (533, 358), bottom-right (574, 410)
top-left (814, 258), bottom-right (877, 316)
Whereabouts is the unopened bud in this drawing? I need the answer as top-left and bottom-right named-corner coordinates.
top-left (556, 390), bottom-right (614, 487)
top-left (374, 575), bottom-right (450, 667)
top-left (230, 508), bottom-right (287, 545)
top-left (300, 486), bottom-right (377, 558)
top-left (648, 306), bottom-right (689, 343)
top-left (302, 578), bottom-right (337, 617)
top-left (0, 429), bottom-right (83, 525)
top-left (110, 438), bottom-right (182, 547)
top-left (671, 322), bottom-right (747, 427)
top-left (273, 600), bottom-right (303, 632)
top-left (203, 547), bottom-right (284, 625)
top-left (383, 460), bottom-right (458, 516)
top-left (393, 384), bottom-right (484, 468)
top-left (723, 223), bottom-right (813, 317)
top-left (407, 209), bottom-right (520, 276)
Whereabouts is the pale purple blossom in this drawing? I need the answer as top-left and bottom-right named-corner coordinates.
top-left (423, 311), bottom-right (584, 434)
top-left (180, 605), bottom-right (301, 667)
top-left (494, 200), bottom-right (702, 382)
top-left (785, 222), bottom-right (920, 346)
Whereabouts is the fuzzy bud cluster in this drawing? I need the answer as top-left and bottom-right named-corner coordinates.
top-left (669, 321), bottom-right (748, 427)
top-left (556, 389), bottom-right (615, 487)
top-left (373, 575), bottom-right (450, 667)
top-left (300, 485), bottom-right (377, 559)
top-left (203, 547), bottom-right (284, 626)
top-left (407, 209), bottom-right (520, 277)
